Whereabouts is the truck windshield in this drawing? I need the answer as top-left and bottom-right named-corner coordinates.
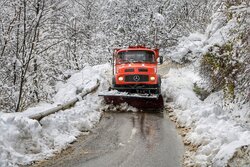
top-left (116, 50), bottom-right (155, 64)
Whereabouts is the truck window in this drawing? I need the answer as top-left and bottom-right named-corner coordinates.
top-left (117, 51), bottom-right (155, 64)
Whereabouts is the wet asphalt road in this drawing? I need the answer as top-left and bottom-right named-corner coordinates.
top-left (31, 111), bottom-right (184, 167)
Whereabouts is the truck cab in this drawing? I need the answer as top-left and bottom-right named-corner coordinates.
top-left (112, 46), bottom-right (163, 94)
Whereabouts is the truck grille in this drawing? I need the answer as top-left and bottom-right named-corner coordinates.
top-left (125, 75), bottom-right (149, 82)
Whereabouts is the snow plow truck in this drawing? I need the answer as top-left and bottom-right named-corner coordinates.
top-left (99, 46), bottom-right (164, 110)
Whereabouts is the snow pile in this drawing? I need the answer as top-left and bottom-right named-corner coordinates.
top-left (162, 66), bottom-right (201, 111)
top-left (163, 2), bottom-right (250, 166)
top-left (0, 115), bottom-right (47, 167)
top-left (0, 64), bottom-right (111, 166)
top-left (168, 32), bottom-right (206, 63)
top-left (53, 65), bottom-right (103, 104)
top-left (101, 102), bottom-right (138, 113)
top-left (162, 2), bottom-right (250, 167)
top-left (162, 66), bottom-right (250, 167)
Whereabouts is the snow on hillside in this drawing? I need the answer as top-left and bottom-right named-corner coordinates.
top-left (0, 64), bottom-right (111, 167)
top-left (162, 66), bottom-right (250, 166)
top-left (164, 2), bottom-right (250, 167)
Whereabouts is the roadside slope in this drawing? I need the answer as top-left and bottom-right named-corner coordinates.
top-left (162, 2), bottom-right (250, 166)
top-left (0, 64), bottom-right (111, 167)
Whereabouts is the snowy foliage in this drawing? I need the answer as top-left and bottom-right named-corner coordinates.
top-left (0, 0), bottom-right (216, 113)
top-left (164, 0), bottom-right (250, 166)
top-left (201, 1), bottom-right (250, 105)
top-left (167, 0), bottom-right (249, 105)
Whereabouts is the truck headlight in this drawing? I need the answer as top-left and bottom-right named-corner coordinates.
top-left (150, 76), bottom-right (156, 81)
top-left (118, 76), bottom-right (124, 81)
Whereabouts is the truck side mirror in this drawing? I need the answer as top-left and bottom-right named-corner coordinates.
top-left (108, 57), bottom-right (112, 63)
top-left (158, 56), bottom-right (163, 64)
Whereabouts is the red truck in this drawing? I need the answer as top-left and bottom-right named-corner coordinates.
top-left (99, 46), bottom-right (164, 110)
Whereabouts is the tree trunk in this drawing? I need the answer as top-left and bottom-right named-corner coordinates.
top-left (16, 0), bottom-right (27, 112)
top-left (29, 80), bottom-right (100, 120)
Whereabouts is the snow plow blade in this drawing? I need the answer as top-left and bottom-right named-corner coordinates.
top-left (99, 91), bottom-right (164, 110)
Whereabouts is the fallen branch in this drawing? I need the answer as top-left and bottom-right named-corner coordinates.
top-left (29, 79), bottom-right (100, 120)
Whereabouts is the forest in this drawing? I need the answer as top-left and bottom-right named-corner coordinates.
top-left (0, 0), bottom-right (249, 114)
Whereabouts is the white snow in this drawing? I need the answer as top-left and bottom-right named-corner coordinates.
top-left (0, 63), bottom-right (111, 166)
top-left (168, 32), bottom-right (206, 63)
top-left (101, 102), bottom-right (138, 113)
top-left (163, 3), bottom-right (250, 166)
top-left (162, 65), bottom-right (250, 167)
top-left (99, 90), bottom-right (159, 99)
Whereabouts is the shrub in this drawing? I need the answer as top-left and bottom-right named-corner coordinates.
top-left (200, 42), bottom-right (243, 101)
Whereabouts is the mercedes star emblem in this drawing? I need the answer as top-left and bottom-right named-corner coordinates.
top-left (133, 75), bottom-right (140, 81)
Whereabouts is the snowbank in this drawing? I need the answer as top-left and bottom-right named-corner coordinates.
top-left (0, 64), bottom-right (111, 166)
top-left (162, 66), bottom-right (250, 167)
top-left (168, 32), bottom-right (206, 63)
top-left (163, 3), bottom-right (250, 166)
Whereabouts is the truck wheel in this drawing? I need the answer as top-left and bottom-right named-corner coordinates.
top-left (156, 87), bottom-right (161, 95)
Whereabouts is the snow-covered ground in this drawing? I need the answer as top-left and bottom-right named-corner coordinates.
top-left (162, 65), bottom-right (250, 167)
top-left (0, 64), bottom-right (111, 167)
top-left (163, 3), bottom-right (250, 167)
